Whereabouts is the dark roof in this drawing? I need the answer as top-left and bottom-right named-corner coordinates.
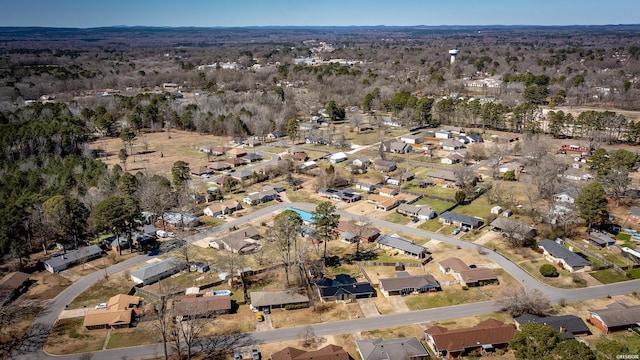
top-left (589, 232), bottom-right (615, 246)
top-left (490, 217), bottom-right (535, 234)
top-left (538, 239), bottom-right (591, 268)
top-left (0, 272), bottom-right (29, 291)
top-left (317, 282), bottom-right (375, 298)
top-left (356, 337), bottom-right (428, 360)
top-left (425, 319), bottom-right (515, 353)
top-left (379, 275), bottom-right (440, 292)
top-left (439, 211), bottom-right (483, 227)
top-left (250, 290), bottom-right (309, 308)
top-left (130, 257), bottom-right (185, 282)
top-left (44, 245), bottom-right (103, 270)
top-left (375, 234), bottom-right (428, 255)
top-left (426, 169), bottom-right (457, 182)
top-left (514, 314), bottom-right (591, 339)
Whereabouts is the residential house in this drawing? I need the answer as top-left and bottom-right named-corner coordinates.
top-left (266, 131), bottom-right (286, 140)
top-left (210, 146), bottom-right (230, 156)
top-left (243, 188), bottom-right (278, 205)
top-left (0, 271), bottom-right (30, 305)
top-left (424, 319), bottom-right (515, 359)
top-left (242, 153), bottom-right (263, 163)
top-left (435, 130), bottom-right (452, 139)
top-left (355, 182), bottom-right (376, 193)
top-left (318, 187), bottom-right (341, 200)
top-left (356, 337), bottom-right (429, 360)
top-left (465, 133), bottom-right (483, 143)
top-left (373, 159), bottom-right (397, 172)
top-left (230, 137), bottom-right (245, 146)
top-left (298, 160), bottom-right (318, 170)
top-left (213, 175), bottom-right (232, 187)
top-left (271, 344), bottom-right (350, 360)
top-left (44, 245), bottom-right (103, 273)
top-left (438, 257), bottom-right (499, 287)
top-left (225, 158), bottom-right (248, 168)
top-left (400, 133), bottom-right (425, 144)
top-left (587, 301), bottom-right (640, 333)
top-left (305, 135), bottom-right (328, 145)
top-left (587, 231), bottom-right (616, 248)
top-left (328, 152), bottom-right (348, 164)
top-left (441, 126), bottom-right (465, 134)
top-left (316, 274), bottom-right (375, 302)
top-left (379, 275), bottom-right (440, 297)
top-left (386, 178), bottom-right (401, 186)
top-left (173, 294), bottom-right (232, 320)
top-left (249, 290), bottom-right (310, 311)
top-left (514, 314), bottom-right (591, 340)
top-left (630, 207), bottom-right (640, 222)
top-left (621, 247), bottom-right (640, 264)
top-left (352, 156), bottom-right (371, 167)
top-left (226, 148), bottom-right (247, 158)
top-left (379, 187), bottom-right (399, 198)
top-left (490, 217), bottom-right (537, 240)
top-left (374, 196), bottom-right (406, 212)
top-left (191, 166), bottom-right (212, 176)
top-left (208, 161), bottom-right (231, 171)
top-left (554, 192), bottom-right (575, 205)
top-left (426, 169), bottom-right (458, 183)
top-left (291, 152), bottom-right (309, 162)
top-left (538, 239), bottom-right (591, 272)
top-left (396, 204), bottom-right (436, 220)
top-left (400, 171), bottom-right (415, 182)
top-left (441, 153), bottom-right (464, 165)
top-left (335, 220), bottom-right (380, 243)
top-left (389, 141), bottom-right (413, 154)
top-left (287, 146), bottom-right (305, 155)
top-left (498, 161), bottom-right (523, 174)
top-left (161, 212), bottom-right (200, 229)
top-left (208, 227), bottom-right (261, 254)
top-left (439, 212), bottom-right (483, 229)
top-left (83, 309), bottom-right (134, 330)
top-left (204, 199), bottom-right (243, 217)
top-left (440, 139), bottom-right (464, 151)
top-left (375, 234), bottom-right (430, 259)
top-left (130, 257), bottom-right (185, 285)
top-left (243, 137), bottom-right (262, 148)
top-left (230, 169), bottom-right (254, 182)
top-left (198, 144), bottom-right (214, 153)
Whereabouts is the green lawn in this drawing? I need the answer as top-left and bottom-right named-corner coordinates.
top-left (405, 287), bottom-right (489, 310)
top-left (589, 269), bottom-right (629, 284)
top-left (413, 197), bottom-right (456, 214)
top-left (454, 195), bottom-right (492, 218)
top-left (383, 212), bottom-right (411, 225)
top-left (589, 331), bottom-right (640, 358)
top-left (262, 146), bottom-right (287, 154)
top-left (106, 327), bottom-right (159, 349)
top-left (403, 182), bottom-right (457, 200)
top-left (418, 220), bottom-right (449, 233)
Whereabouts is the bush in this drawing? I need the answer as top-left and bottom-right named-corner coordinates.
top-left (285, 303), bottom-right (309, 310)
top-left (540, 264), bottom-right (559, 277)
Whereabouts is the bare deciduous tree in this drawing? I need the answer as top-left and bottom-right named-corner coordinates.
top-left (499, 288), bottom-right (552, 317)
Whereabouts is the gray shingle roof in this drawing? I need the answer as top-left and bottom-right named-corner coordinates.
top-left (538, 239), bottom-right (591, 268)
top-left (130, 257), bottom-right (184, 283)
top-left (439, 211), bottom-right (483, 227)
top-left (379, 275), bottom-right (440, 292)
top-left (356, 337), bottom-right (428, 360)
top-left (375, 235), bottom-right (427, 256)
top-left (44, 245), bottom-right (102, 270)
top-left (588, 302), bottom-right (640, 328)
top-left (514, 314), bottom-right (590, 339)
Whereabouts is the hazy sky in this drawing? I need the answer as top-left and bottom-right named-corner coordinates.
top-left (1, 0), bottom-right (638, 27)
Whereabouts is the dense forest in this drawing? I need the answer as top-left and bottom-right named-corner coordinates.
top-left (2, 25), bottom-right (640, 263)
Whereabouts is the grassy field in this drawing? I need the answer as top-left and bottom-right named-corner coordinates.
top-left (68, 272), bottom-right (135, 309)
top-left (418, 219), bottom-right (447, 232)
top-left (361, 324), bottom-right (425, 340)
top-left (383, 212), bottom-right (410, 225)
top-left (589, 268), bottom-right (631, 284)
top-left (413, 197), bottom-right (456, 214)
top-left (454, 195), bottom-right (493, 218)
top-left (45, 318), bottom-right (106, 354)
top-left (403, 182), bottom-right (458, 200)
top-left (106, 322), bottom-right (159, 349)
top-left (404, 287), bottom-right (490, 310)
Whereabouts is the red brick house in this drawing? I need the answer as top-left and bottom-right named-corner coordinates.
top-left (270, 344), bottom-right (350, 360)
top-left (587, 301), bottom-right (640, 333)
top-left (424, 319), bottom-right (515, 359)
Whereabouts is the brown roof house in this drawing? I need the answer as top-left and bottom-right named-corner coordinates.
top-left (249, 290), bottom-right (309, 311)
top-left (83, 294), bottom-right (142, 330)
top-left (438, 257), bottom-right (499, 287)
top-left (271, 344), bottom-right (350, 360)
top-left (0, 271), bottom-right (30, 305)
top-left (208, 227), bottom-right (261, 254)
top-left (203, 199), bottom-right (242, 217)
top-left (587, 301), bottom-right (640, 333)
top-left (173, 294), bottom-right (232, 321)
top-left (424, 319), bottom-right (515, 359)
top-left (335, 220), bottom-right (380, 243)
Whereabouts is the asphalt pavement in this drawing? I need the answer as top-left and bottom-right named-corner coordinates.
top-left (15, 201), bottom-right (640, 360)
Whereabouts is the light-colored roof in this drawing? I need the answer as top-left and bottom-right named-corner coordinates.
top-left (379, 275), bottom-right (439, 292)
top-left (439, 257), bottom-right (469, 273)
top-left (356, 337), bottom-right (428, 360)
top-left (250, 290), bottom-right (309, 308)
top-left (375, 234), bottom-right (427, 255)
top-left (588, 302), bottom-right (640, 328)
top-left (130, 257), bottom-right (184, 283)
top-left (44, 245), bottom-right (102, 270)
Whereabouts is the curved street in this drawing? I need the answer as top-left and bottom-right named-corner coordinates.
top-left (16, 201), bottom-right (640, 360)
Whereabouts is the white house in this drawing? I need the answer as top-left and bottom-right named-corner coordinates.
top-left (440, 139), bottom-right (464, 151)
top-left (435, 130), bottom-right (452, 139)
top-left (378, 187), bottom-right (399, 198)
top-left (328, 152), bottom-right (348, 164)
top-left (554, 192), bottom-right (575, 204)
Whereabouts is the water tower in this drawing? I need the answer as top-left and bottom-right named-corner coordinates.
top-left (449, 49), bottom-right (459, 64)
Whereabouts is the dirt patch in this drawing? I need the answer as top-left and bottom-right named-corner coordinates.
top-left (44, 318), bottom-right (106, 355)
top-left (68, 271), bottom-right (136, 309)
top-left (270, 302), bottom-right (354, 329)
top-left (24, 271), bottom-right (72, 300)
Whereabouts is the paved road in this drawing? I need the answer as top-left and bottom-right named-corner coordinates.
top-left (16, 201), bottom-right (640, 360)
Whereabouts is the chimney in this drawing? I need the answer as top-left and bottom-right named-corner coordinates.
top-left (560, 326), bottom-right (566, 333)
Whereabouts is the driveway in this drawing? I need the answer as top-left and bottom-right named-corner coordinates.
top-left (357, 298), bottom-right (380, 317)
top-left (386, 295), bottom-right (410, 313)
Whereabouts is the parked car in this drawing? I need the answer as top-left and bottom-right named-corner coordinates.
top-left (156, 230), bottom-right (168, 238)
top-left (95, 303), bottom-right (107, 310)
top-left (274, 197), bottom-right (282, 202)
top-left (233, 351), bottom-right (242, 360)
top-left (451, 227), bottom-right (461, 235)
top-left (215, 214), bottom-right (226, 219)
top-left (252, 349), bottom-right (262, 360)
top-left (411, 217), bottom-right (419, 223)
